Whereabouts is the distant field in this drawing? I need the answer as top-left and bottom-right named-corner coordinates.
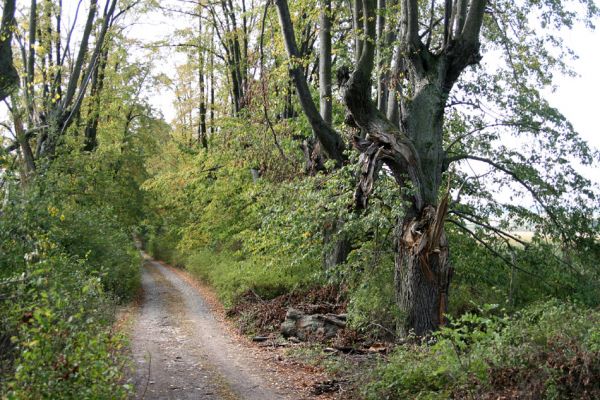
top-left (511, 231), bottom-right (534, 242)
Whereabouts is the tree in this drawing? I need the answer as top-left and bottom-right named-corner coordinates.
top-left (276, 0), bottom-right (599, 335)
top-left (2, 0), bottom-right (139, 172)
top-left (275, 0), bottom-right (345, 165)
top-left (0, 0), bottom-right (18, 101)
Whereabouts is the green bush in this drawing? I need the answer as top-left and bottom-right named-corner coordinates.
top-left (0, 149), bottom-right (143, 398)
top-left (364, 300), bottom-right (600, 399)
top-left (185, 249), bottom-right (316, 307)
top-left (0, 255), bottom-right (132, 399)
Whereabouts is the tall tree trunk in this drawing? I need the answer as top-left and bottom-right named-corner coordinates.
top-left (210, 29), bottom-right (215, 135)
top-left (395, 76), bottom-right (451, 335)
top-left (197, 9), bottom-right (208, 148)
top-left (352, 0), bottom-right (363, 61)
top-left (274, 0), bottom-right (346, 165)
top-left (84, 47), bottom-right (109, 152)
top-left (12, 98), bottom-right (36, 174)
top-left (395, 203), bottom-right (451, 336)
top-left (375, 0), bottom-right (386, 110)
top-left (0, 0), bottom-right (18, 101)
top-left (319, 0), bottom-right (332, 125)
top-left (319, 0), bottom-right (349, 268)
top-left (385, 43), bottom-right (402, 126)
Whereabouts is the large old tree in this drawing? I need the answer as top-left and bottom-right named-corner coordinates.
top-left (276, 0), bottom-right (599, 335)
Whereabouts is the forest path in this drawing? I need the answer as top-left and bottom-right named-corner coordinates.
top-left (131, 257), bottom-right (294, 400)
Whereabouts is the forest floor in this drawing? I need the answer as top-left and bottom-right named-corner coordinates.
top-left (130, 256), bottom-right (337, 400)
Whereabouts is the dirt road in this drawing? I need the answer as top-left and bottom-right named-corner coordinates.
top-left (131, 259), bottom-right (294, 400)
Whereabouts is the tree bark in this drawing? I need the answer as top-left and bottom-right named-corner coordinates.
top-left (84, 47), bottom-right (109, 152)
top-left (319, 0), bottom-right (332, 126)
top-left (352, 0), bottom-right (363, 61)
top-left (318, 0), bottom-right (350, 268)
top-left (375, 0), bottom-right (387, 112)
top-left (210, 29), bottom-right (215, 135)
top-left (323, 218), bottom-right (351, 269)
top-left (0, 0), bottom-right (18, 101)
top-left (11, 98), bottom-right (36, 174)
top-left (395, 198), bottom-right (451, 336)
top-left (394, 73), bottom-right (452, 336)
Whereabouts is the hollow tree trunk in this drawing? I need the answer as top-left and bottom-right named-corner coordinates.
top-left (395, 205), bottom-right (451, 336)
top-left (394, 75), bottom-right (451, 336)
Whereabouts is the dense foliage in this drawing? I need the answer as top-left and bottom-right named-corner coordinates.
top-left (143, 121), bottom-right (599, 334)
top-left (365, 301), bottom-right (600, 399)
top-left (0, 152), bottom-right (143, 398)
top-left (0, 2), bottom-right (165, 395)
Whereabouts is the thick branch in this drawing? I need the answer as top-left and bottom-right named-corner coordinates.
top-left (274, 0), bottom-right (346, 165)
top-left (401, 0), bottom-right (420, 46)
top-left (61, 0), bottom-right (97, 111)
top-left (63, 0), bottom-right (118, 135)
top-left (26, 0), bottom-right (37, 101)
top-left (339, 0), bottom-right (425, 210)
top-left (319, 0), bottom-right (332, 125)
top-left (461, 0), bottom-right (486, 43)
top-left (453, 0), bottom-right (467, 37)
top-left (353, 0), bottom-right (364, 60)
top-left (442, 0), bottom-right (487, 90)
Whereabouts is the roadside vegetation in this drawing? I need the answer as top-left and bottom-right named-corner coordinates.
top-left (0, 1), bottom-right (166, 397)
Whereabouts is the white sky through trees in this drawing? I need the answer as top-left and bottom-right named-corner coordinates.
top-left (1, 1), bottom-right (598, 191)
top-left (129, 4), bottom-right (599, 185)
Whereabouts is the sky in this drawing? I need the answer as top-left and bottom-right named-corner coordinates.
top-left (546, 26), bottom-right (600, 155)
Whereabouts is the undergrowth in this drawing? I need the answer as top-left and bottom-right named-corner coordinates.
top-left (0, 152), bottom-right (142, 398)
top-left (364, 301), bottom-right (600, 400)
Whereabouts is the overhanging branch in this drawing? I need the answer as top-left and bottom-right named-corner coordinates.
top-left (446, 154), bottom-right (565, 239)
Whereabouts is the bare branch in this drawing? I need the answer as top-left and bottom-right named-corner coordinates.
top-left (446, 154), bottom-right (565, 238)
